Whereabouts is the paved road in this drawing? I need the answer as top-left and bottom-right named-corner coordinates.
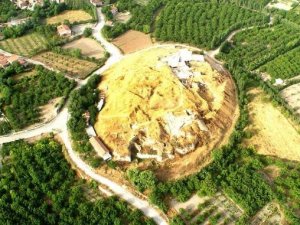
top-left (0, 7), bottom-right (168, 225)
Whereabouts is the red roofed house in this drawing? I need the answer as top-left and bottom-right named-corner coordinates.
top-left (57, 24), bottom-right (72, 37)
top-left (0, 54), bottom-right (9, 68)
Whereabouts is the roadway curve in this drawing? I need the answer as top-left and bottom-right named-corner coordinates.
top-left (0, 7), bottom-right (168, 225)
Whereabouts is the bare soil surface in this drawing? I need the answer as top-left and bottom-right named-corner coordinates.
top-left (281, 83), bottom-right (300, 115)
top-left (112, 30), bottom-right (153, 54)
top-left (46, 10), bottom-right (92, 24)
top-left (63, 37), bottom-right (105, 59)
top-left (244, 88), bottom-right (300, 161)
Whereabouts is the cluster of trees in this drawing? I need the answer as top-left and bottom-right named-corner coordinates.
top-left (225, 0), bottom-right (272, 10)
top-left (0, 138), bottom-right (155, 225)
top-left (0, 64), bottom-right (75, 131)
top-left (273, 163), bottom-right (300, 224)
top-left (218, 23), bottom-right (300, 70)
top-left (154, 1), bottom-right (268, 49)
top-left (103, 0), bottom-right (162, 38)
top-left (67, 75), bottom-right (103, 167)
top-left (0, 0), bottom-right (29, 23)
top-left (260, 46), bottom-right (300, 79)
top-left (127, 169), bottom-right (157, 192)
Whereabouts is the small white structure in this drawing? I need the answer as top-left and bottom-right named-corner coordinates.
top-left (97, 98), bottom-right (105, 111)
top-left (86, 126), bottom-right (97, 137)
top-left (192, 54), bottom-right (205, 62)
top-left (274, 78), bottom-right (284, 86)
top-left (89, 136), bottom-right (112, 161)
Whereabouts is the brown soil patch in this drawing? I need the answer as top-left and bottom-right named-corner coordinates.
top-left (63, 38), bottom-right (105, 59)
top-left (46, 10), bottom-right (92, 25)
top-left (260, 165), bottom-right (281, 185)
top-left (244, 88), bottom-right (300, 161)
top-left (112, 30), bottom-right (153, 54)
top-left (281, 83), bottom-right (300, 116)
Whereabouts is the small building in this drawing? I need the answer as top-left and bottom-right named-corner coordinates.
top-left (191, 54), bottom-right (205, 62)
top-left (7, 54), bottom-right (20, 63)
top-left (89, 136), bottom-right (112, 161)
top-left (57, 24), bottom-right (72, 37)
top-left (97, 98), bottom-right (104, 111)
top-left (86, 125), bottom-right (96, 137)
top-left (90, 0), bottom-right (103, 7)
top-left (111, 5), bottom-right (118, 16)
top-left (0, 54), bottom-right (9, 68)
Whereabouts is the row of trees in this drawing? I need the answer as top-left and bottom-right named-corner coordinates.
top-left (0, 63), bottom-right (75, 131)
top-left (67, 75), bottom-right (103, 167)
top-left (0, 138), bottom-right (155, 225)
top-left (260, 45), bottom-right (300, 79)
top-left (0, 0), bottom-right (29, 23)
top-left (154, 1), bottom-right (268, 49)
top-left (218, 23), bottom-right (300, 70)
top-left (103, 0), bottom-right (163, 38)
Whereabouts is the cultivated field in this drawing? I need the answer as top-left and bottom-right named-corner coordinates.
top-left (63, 37), bottom-right (105, 59)
top-left (260, 46), bottom-right (300, 79)
top-left (112, 30), bottom-right (153, 54)
top-left (172, 193), bottom-right (243, 225)
top-left (0, 33), bottom-right (48, 56)
top-left (46, 10), bottom-right (93, 25)
top-left (33, 51), bottom-right (98, 79)
top-left (281, 83), bottom-right (300, 115)
top-left (244, 88), bottom-right (300, 161)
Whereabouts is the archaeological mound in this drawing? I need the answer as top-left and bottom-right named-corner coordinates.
top-left (94, 46), bottom-right (236, 162)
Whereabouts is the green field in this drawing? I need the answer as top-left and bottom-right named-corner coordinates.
top-left (218, 23), bottom-right (300, 70)
top-left (260, 46), bottom-right (300, 79)
top-left (154, 1), bottom-right (268, 49)
top-left (0, 33), bottom-right (48, 56)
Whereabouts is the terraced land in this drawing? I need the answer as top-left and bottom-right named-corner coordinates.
top-left (173, 193), bottom-right (243, 225)
top-left (0, 33), bottom-right (48, 57)
top-left (33, 51), bottom-right (98, 79)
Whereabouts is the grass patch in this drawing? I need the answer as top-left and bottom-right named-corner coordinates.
top-left (0, 33), bottom-right (48, 57)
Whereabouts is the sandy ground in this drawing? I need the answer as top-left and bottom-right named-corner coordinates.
top-left (267, 0), bottom-right (298, 10)
top-left (244, 88), bottom-right (300, 161)
top-left (280, 83), bottom-right (300, 115)
top-left (63, 37), bottom-right (105, 59)
top-left (46, 10), bottom-right (93, 24)
top-left (112, 30), bottom-right (153, 54)
top-left (115, 12), bottom-right (131, 23)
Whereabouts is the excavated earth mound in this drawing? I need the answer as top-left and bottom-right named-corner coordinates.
top-left (94, 46), bottom-right (236, 161)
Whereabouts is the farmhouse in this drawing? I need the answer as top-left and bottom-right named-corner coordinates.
top-left (89, 136), bottom-right (112, 161)
top-left (57, 24), bottom-right (72, 37)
